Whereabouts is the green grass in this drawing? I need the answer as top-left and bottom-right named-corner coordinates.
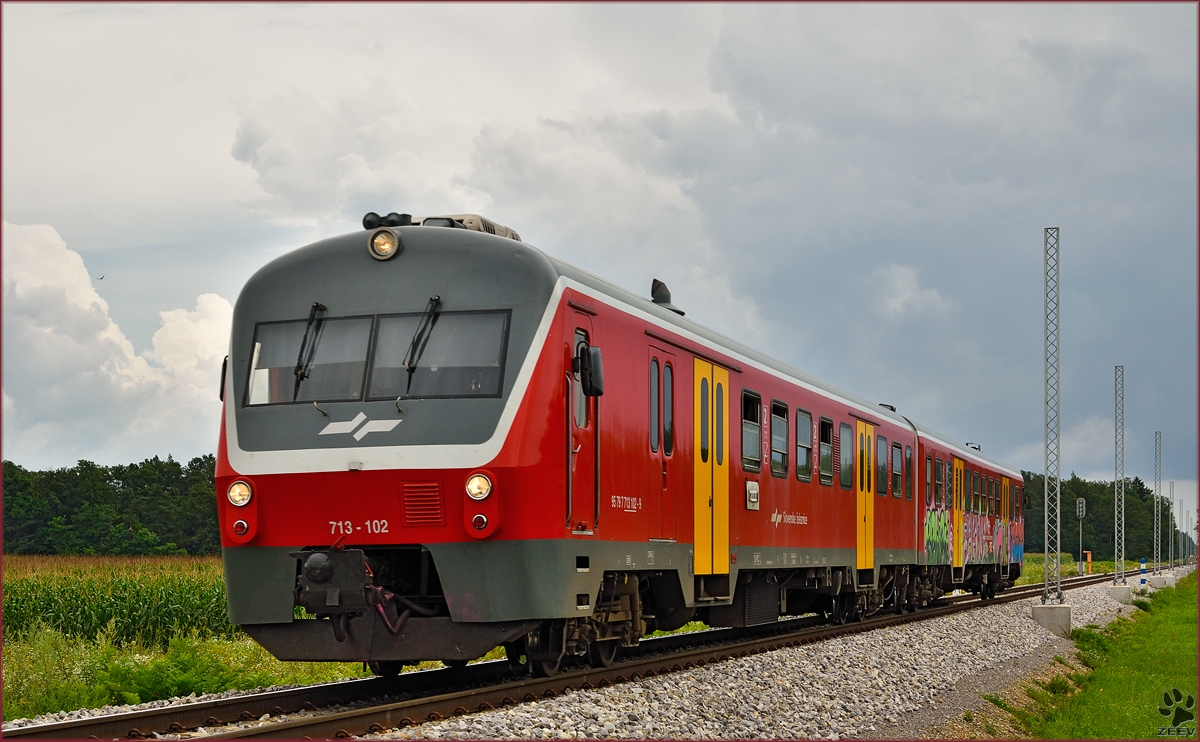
top-left (1015, 571), bottom-right (1198, 738)
top-left (1, 621), bottom-right (373, 722)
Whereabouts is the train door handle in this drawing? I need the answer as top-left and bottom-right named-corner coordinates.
top-left (661, 462), bottom-right (667, 487)
top-left (572, 444), bottom-right (581, 454)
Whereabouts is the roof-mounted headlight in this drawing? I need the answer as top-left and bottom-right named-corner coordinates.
top-left (368, 228), bottom-right (401, 260)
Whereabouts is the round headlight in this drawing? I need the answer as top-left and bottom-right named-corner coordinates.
top-left (369, 229), bottom-right (399, 260)
top-left (227, 481), bottom-right (252, 507)
top-left (465, 474), bottom-right (492, 501)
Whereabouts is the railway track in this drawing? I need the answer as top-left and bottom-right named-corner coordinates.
top-left (6, 572), bottom-right (1118, 740)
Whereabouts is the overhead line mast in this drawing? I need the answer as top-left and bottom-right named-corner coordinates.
top-left (1043, 227), bottom-right (1064, 604)
top-left (1154, 431), bottom-right (1161, 575)
top-left (1114, 366), bottom-right (1125, 586)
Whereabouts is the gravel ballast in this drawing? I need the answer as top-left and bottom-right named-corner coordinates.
top-left (364, 581), bottom-right (1148, 739)
top-left (5, 569), bottom-right (1189, 738)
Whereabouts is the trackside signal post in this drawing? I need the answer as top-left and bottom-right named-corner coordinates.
top-left (1033, 227), bottom-right (1071, 636)
top-left (1077, 497), bottom-right (1085, 574)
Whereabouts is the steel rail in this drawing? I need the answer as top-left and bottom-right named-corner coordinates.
top-left (204, 572), bottom-right (1117, 740)
top-left (6, 571), bottom-right (1116, 740)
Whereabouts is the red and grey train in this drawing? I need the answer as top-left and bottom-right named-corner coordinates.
top-left (216, 212), bottom-right (1025, 675)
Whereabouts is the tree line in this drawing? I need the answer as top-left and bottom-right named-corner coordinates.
top-left (2, 457), bottom-right (1194, 560)
top-left (1021, 470), bottom-right (1196, 562)
top-left (3, 456), bottom-right (219, 556)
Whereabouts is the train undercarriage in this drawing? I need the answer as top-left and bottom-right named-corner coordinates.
top-left (272, 546), bottom-right (1021, 677)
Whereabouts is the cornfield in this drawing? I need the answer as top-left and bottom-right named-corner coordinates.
top-left (3, 555), bottom-right (239, 647)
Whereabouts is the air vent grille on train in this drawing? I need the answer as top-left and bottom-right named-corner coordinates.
top-left (403, 482), bottom-right (444, 526)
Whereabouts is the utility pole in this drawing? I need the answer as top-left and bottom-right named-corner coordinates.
top-left (1154, 432), bottom-right (1161, 574)
top-left (1043, 227), bottom-right (1064, 603)
top-left (1113, 366), bottom-right (1125, 585)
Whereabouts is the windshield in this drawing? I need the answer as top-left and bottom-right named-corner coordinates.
top-left (246, 317), bottom-right (373, 405)
top-left (369, 311), bottom-right (509, 399)
top-left (244, 311), bottom-right (509, 406)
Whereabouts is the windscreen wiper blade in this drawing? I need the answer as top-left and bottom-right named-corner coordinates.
top-left (402, 295), bottom-right (441, 395)
top-left (292, 301), bottom-right (327, 401)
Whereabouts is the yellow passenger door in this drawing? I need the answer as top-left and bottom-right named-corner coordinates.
top-left (693, 359), bottom-right (729, 576)
top-left (952, 458), bottom-right (964, 568)
top-left (855, 419), bottom-right (875, 570)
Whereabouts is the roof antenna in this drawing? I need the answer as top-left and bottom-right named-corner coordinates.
top-left (650, 279), bottom-right (685, 316)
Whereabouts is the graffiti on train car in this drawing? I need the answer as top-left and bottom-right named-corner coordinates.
top-left (962, 513), bottom-right (988, 564)
top-left (1011, 518), bottom-right (1024, 561)
top-left (925, 507), bottom-right (950, 564)
top-left (992, 518), bottom-right (1010, 564)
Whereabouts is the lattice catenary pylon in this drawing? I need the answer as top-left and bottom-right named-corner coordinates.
top-left (1043, 228), bottom-right (1064, 604)
top-left (1154, 431), bottom-right (1161, 574)
top-left (1114, 366), bottom-right (1125, 585)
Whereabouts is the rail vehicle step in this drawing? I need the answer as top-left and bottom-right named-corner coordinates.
top-left (693, 574), bottom-right (731, 602)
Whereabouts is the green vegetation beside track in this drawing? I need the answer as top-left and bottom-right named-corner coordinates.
top-left (1016, 553), bottom-right (1150, 586)
top-left (994, 570), bottom-right (1198, 739)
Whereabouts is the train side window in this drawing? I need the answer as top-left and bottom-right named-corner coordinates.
top-left (573, 330), bottom-right (589, 427)
top-left (972, 471), bottom-right (980, 513)
top-left (891, 442), bottom-right (903, 497)
top-left (770, 402), bottom-right (788, 477)
top-left (934, 457), bottom-right (943, 507)
top-left (925, 455), bottom-right (933, 505)
top-left (715, 381), bottom-right (724, 465)
top-left (796, 409), bottom-right (813, 482)
top-left (904, 445), bottom-right (913, 500)
top-left (819, 417), bottom-right (834, 485)
top-left (876, 435), bottom-right (889, 495)
top-left (663, 364), bottom-right (674, 456)
top-left (649, 358), bottom-right (659, 453)
top-left (992, 478), bottom-right (998, 516)
top-left (700, 378), bottom-right (709, 463)
top-left (741, 391), bottom-right (762, 472)
top-left (838, 422), bottom-right (853, 489)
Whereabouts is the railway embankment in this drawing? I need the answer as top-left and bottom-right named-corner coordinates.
top-left (355, 579), bottom-right (1148, 739)
top-left (924, 566), bottom-right (1197, 740)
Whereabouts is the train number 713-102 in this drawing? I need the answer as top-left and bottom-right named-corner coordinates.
top-left (329, 520), bottom-right (389, 535)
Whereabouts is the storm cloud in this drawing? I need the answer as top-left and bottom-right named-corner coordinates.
top-left (2, 4), bottom-right (1195, 511)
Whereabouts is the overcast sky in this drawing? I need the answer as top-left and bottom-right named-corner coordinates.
top-left (3, 3), bottom-right (1196, 519)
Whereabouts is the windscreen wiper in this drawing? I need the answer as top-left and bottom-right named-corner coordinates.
top-left (293, 302), bottom-right (327, 401)
top-left (402, 295), bottom-right (441, 395)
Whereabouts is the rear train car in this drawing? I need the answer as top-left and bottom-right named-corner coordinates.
top-left (216, 213), bottom-right (1024, 674)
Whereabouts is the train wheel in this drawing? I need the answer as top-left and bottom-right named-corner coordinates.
top-left (532, 656), bottom-right (562, 677)
top-left (589, 640), bottom-right (618, 668)
top-left (368, 661), bottom-right (404, 678)
top-left (503, 642), bottom-right (529, 673)
top-left (831, 595), bottom-right (850, 625)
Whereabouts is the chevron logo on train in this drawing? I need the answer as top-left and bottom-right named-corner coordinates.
top-left (318, 412), bottom-right (402, 441)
